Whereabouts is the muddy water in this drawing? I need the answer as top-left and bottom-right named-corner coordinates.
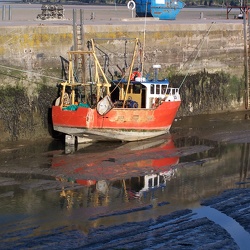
top-left (0, 111), bottom-right (250, 249)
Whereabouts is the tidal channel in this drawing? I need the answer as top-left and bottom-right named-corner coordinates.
top-left (0, 111), bottom-right (250, 249)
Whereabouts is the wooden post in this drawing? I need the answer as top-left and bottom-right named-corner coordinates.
top-left (244, 12), bottom-right (249, 109)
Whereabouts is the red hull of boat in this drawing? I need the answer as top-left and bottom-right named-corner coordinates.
top-left (52, 101), bottom-right (180, 132)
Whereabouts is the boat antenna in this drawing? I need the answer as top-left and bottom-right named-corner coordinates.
top-left (178, 22), bottom-right (215, 90)
top-left (87, 40), bottom-right (94, 106)
top-left (141, 0), bottom-right (148, 75)
top-left (124, 39), bottom-right (128, 69)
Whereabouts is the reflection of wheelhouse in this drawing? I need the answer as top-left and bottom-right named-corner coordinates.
top-left (128, 168), bottom-right (176, 198)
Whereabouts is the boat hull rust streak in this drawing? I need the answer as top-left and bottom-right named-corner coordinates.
top-left (52, 101), bottom-right (181, 141)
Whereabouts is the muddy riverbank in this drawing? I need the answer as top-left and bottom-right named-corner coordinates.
top-left (0, 110), bottom-right (250, 249)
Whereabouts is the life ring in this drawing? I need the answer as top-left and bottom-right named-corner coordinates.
top-left (127, 1), bottom-right (136, 10)
top-left (130, 71), bottom-right (142, 81)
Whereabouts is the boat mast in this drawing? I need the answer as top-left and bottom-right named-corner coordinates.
top-left (91, 39), bottom-right (111, 101)
top-left (123, 38), bottom-right (140, 108)
top-left (60, 52), bottom-right (75, 107)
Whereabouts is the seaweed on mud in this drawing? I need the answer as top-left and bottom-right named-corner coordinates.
top-left (0, 86), bottom-right (31, 141)
top-left (0, 84), bottom-right (57, 141)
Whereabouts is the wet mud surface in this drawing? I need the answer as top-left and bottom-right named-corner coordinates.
top-left (0, 111), bottom-right (250, 249)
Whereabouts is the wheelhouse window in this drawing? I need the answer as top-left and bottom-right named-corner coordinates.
top-left (123, 85), bottom-right (133, 94)
top-left (166, 88), bottom-right (171, 95)
top-left (133, 84), bottom-right (141, 94)
top-left (156, 85), bottom-right (160, 94)
top-left (150, 84), bottom-right (154, 94)
top-left (162, 85), bottom-right (168, 94)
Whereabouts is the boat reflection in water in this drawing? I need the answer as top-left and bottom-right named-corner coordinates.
top-left (51, 136), bottom-right (179, 210)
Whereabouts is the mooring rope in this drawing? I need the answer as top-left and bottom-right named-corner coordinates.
top-left (0, 63), bottom-right (63, 81)
top-left (178, 22), bottom-right (215, 90)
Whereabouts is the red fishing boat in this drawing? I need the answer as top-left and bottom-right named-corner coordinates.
top-left (52, 38), bottom-right (181, 144)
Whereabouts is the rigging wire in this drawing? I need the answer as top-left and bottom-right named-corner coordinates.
top-left (178, 22), bottom-right (215, 90)
top-left (93, 40), bottom-right (122, 55)
top-left (92, 39), bottom-right (134, 79)
top-left (0, 63), bottom-right (63, 81)
top-left (109, 57), bottom-right (139, 96)
top-left (94, 44), bottom-right (110, 75)
top-left (0, 39), bottom-right (141, 91)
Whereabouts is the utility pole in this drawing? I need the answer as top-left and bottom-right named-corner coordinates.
top-left (244, 11), bottom-right (249, 109)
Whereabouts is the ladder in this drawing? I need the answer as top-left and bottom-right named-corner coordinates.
top-left (72, 9), bottom-right (85, 84)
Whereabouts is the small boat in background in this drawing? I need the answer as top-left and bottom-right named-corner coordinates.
top-left (134, 0), bottom-right (185, 20)
top-left (52, 38), bottom-right (181, 145)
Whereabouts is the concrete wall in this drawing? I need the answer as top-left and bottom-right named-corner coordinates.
top-left (0, 22), bottom-right (245, 141)
top-left (83, 22), bottom-right (244, 76)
